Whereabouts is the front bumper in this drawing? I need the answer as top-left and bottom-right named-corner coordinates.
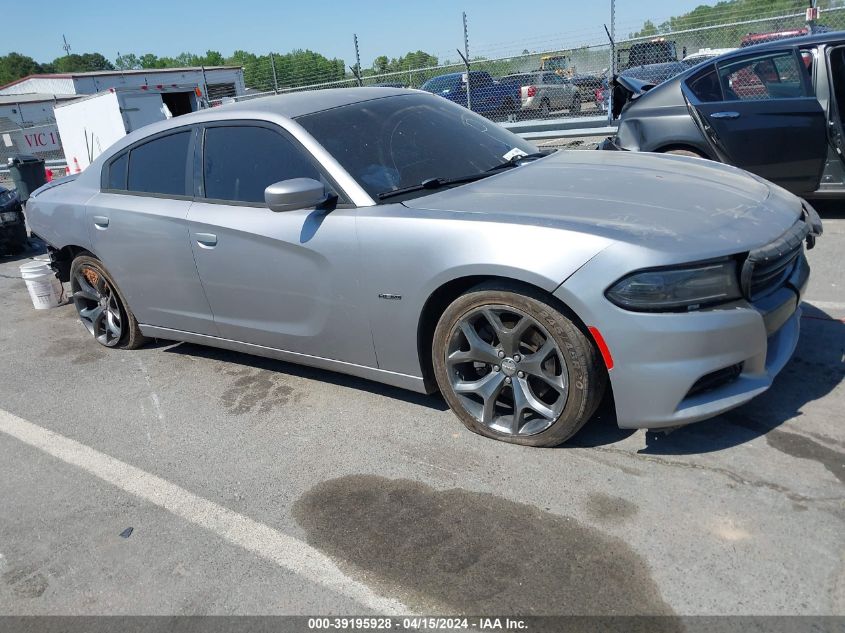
top-left (555, 253), bottom-right (809, 430)
top-left (0, 199), bottom-right (27, 253)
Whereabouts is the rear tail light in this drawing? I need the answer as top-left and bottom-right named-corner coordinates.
top-left (526, 85), bottom-right (537, 98)
top-left (595, 89), bottom-right (604, 102)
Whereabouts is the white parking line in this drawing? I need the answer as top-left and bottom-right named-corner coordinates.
top-left (0, 407), bottom-right (407, 615)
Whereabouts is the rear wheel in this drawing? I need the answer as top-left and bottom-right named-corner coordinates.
top-left (569, 92), bottom-right (582, 114)
top-left (539, 98), bottom-right (551, 118)
top-left (662, 148), bottom-right (705, 158)
top-left (432, 283), bottom-right (606, 447)
top-left (70, 255), bottom-right (147, 349)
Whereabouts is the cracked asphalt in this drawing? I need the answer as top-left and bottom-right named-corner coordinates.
top-left (0, 208), bottom-right (842, 617)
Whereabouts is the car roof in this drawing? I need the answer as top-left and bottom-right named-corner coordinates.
top-left (731, 29), bottom-right (845, 53)
top-left (220, 87), bottom-right (417, 119)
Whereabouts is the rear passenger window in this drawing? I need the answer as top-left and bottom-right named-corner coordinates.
top-left (127, 131), bottom-right (191, 196)
top-left (687, 66), bottom-right (722, 102)
top-left (106, 153), bottom-right (128, 190)
top-left (203, 126), bottom-right (321, 204)
top-left (717, 52), bottom-right (806, 101)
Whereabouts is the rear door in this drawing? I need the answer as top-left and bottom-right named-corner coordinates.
top-left (88, 126), bottom-right (218, 335)
top-left (682, 49), bottom-right (827, 194)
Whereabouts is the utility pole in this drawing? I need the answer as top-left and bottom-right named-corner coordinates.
top-left (608, 0), bottom-right (616, 125)
top-left (462, 11), bottom-right (472, 112)
top-left (270, 52), bottom-right (279, 93)
top-left (353, 34), bottom-right (363, 87)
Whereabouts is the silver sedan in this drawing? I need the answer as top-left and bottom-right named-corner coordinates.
top-left (26, 88), bottom-right (821, 446)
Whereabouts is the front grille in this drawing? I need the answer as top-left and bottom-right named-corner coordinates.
top-left (740, 220), bottom-right (807, 301)
top-left (687, 363), bottom-right (743, 398)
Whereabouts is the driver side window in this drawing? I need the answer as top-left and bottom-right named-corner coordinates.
top-left (202, 125), bottom-right (324, 204)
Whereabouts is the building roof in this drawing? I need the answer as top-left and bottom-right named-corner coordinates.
top-left (0, 66), bottom-right (243, 91)
top-left (0, 93), bottom-right (79, 105)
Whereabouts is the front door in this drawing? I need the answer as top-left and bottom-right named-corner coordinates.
top-left (683, 49), bottom-right (827, 194)
top-left (185, 122), bottom-right (375, 366)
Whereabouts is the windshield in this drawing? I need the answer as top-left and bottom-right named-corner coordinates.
top-left (420, 76), bottom-right (460, 93)
top-left (296, 93), bottom-right (537, 201)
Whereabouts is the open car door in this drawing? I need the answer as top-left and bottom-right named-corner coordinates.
top-left (681, 49), bottom-right (827, 194)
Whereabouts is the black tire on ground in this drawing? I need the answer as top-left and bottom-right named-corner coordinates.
top-left (432, 282), bottom-right (606, 447)
top-left (69, 255), bottom-right (148, 350)
top-left (570, 93), bottom-right (582, 113)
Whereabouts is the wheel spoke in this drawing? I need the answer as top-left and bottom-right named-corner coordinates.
top-left (448, 321), bottom-right (501, 367)
top-left (106, 310), bottom-right (121, 337)
top-left (73, 274), bottom-right (99, 302)
top-left (512, 377), bottom-right (556, 432)
top-left (519, 338), bottom-right (556, 376)
top-left (481, 309), bottom-right (532, 357)
top-left (79, 305), bottom-right (103, 325)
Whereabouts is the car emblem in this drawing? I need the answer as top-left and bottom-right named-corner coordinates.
top-left (500, 358), bottom-right (517, 376)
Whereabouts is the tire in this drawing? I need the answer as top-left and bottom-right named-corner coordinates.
top-left (432, 282), bottom-right (606, 447)
top-left (662, 148), bottom-right (705, 158)
top-left (570, 92), bottom-right (582, 114)
top-left (539, 98), bottom-right (551, 118)
top-left (69, 255), bottom-right (147, 349)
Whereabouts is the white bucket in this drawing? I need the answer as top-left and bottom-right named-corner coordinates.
top-left (20, 259), bottom-right (64, 310)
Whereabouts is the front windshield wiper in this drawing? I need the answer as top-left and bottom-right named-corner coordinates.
top-left (376, 150), bottom-right (556, 201)
top-left (377, 173), bottom-right (492, 200)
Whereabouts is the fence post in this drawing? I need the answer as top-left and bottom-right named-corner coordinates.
top-left (353, 34), bottom-right (363, 87)
top-left (200, 65), bottom-right (210, 106)
top-left (270, 53), bottom-right (279, 93)
top-left (463, 11), bottom-right (473, 112)
top-left (608, 0), bottom-right (616, 125)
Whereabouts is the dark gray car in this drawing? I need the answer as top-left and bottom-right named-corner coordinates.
top-left (601, 32), bottom-right (845, 198)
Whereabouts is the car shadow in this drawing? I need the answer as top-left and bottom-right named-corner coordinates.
top-left (635, 303), bottom-right (844, 456)
top-left (162, 341), bottom-right (451, 412)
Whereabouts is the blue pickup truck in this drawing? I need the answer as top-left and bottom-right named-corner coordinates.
top-left (421, 71), bottom-right (520, 118)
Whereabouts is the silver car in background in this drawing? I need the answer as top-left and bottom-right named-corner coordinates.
top-left (500, 72), bottom-right (581, 117)
top-left (26, 88), bottom-right (821, 447)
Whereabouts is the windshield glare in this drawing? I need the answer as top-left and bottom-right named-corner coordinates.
top-left (295, 93), bottom-right (537, 201)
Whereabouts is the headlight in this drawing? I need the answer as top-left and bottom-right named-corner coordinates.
top-left (0, 190), bottom-right (13, 206)
top-left (606, 259), bottom-right (742, 312)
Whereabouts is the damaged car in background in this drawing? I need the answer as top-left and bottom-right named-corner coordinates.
top-left (25, 88), bottom-right (821, 447)
top-left (600, 32), bottom-right (845, 198)
top-left (0, 185), bottom-right (27, 255)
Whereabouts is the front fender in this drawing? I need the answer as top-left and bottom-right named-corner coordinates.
top-left (356, 207), bottom-right (613, 377)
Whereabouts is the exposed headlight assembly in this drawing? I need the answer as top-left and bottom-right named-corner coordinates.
top-left (0, 190), bottom-right (14, 206)
top-left (606, 259), bottom-right (742, 312)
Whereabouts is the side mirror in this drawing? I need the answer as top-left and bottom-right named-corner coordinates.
top-left (265, 178), bottom-right (328, 212)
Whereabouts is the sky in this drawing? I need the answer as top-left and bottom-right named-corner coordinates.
top-left (3, 0), bottom-right (715, 67)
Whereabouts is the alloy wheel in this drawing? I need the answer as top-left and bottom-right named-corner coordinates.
top-left (71, 265), bottom-right (124, 347)
top-left (446, 305), bottom-right (569, 436)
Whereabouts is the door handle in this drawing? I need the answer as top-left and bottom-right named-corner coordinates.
top-left (92, 215), bottom-right (109, 229)
top-left (195, 232), bottom-right (218, 248)
top-left (711, 111), bottom-right (741, 119)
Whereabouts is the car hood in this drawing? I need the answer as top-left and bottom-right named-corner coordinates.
top-left (402, 150), bottom-right (803, 257)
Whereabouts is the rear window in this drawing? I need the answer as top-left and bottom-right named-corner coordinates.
top-left (421, 76), bottom-right (459, 93)
top-left (106, 153), bottom-right (128, 190)
top-left (127, 131), bottom-right (191, 196)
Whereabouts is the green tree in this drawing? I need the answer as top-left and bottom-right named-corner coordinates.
top-left (52, 52), bottom-right (114, 73)
top-left (115, 53), bottom-right (140, 70)
top-left (0, 52), bottom-right (44, 85)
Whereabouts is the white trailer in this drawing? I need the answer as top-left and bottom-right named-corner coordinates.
top-left (54, 85), bottom-right (202, 172)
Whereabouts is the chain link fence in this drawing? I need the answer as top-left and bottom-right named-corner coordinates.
top-left (209, 3), bottom-right (845, 126)
top-left (2, 1), bottom-right (844, 190)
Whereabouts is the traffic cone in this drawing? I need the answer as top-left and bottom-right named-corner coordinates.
top-left (45, 169), bottom-right (53, 182)
top-left (73, 158), bottom-right (81, 174)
